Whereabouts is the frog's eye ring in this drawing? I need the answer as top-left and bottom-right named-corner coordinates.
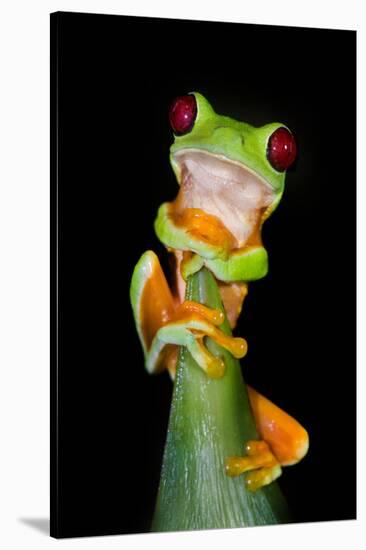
top-left (267, 127), bottom-right (297, 172)
top-left (169, 94), bottom-right (197, 135)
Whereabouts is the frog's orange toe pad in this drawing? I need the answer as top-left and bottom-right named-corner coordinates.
top-left (225, 440), bottom-right (282, 492)
top-left (245, 464), bottom-right (282, 492)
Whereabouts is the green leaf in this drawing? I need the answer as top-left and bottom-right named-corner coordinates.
top-left (151, 267), bottom-right (290, 532)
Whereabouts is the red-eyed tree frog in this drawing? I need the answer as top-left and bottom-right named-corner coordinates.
top-left (130, 92), bottom-right (308, 492)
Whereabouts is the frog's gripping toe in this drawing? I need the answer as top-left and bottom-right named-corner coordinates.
top-left (130, 250), bottom-right (247, 378)
top-left (150, 301), bottom-right (247, 379)
top-left (225, 440), bottom-right (282, 492)
top-left (225, 388), bottom-right (309, 491)
top-left (182, 306), bottom-right (247, 378)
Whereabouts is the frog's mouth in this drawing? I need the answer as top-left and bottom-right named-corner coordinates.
top-left (172, 149), bottom-right (276, 248)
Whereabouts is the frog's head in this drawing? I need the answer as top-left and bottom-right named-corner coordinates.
top-left (168, 92), bottom-right (297, 248)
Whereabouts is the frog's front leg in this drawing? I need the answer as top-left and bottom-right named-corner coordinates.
top-left (130, 250), bottom-right (247, 379)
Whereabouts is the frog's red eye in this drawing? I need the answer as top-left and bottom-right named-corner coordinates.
top-left (169, 94), bottom-right (197, 135)
top-left (267, 127), bottom-right (297, 172)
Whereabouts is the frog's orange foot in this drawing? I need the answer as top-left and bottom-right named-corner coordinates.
top-left (225, 440), bottom-right (282, 492)
top-left (130, 251), bottom-right (247, 379)
top-left (143, 297), bottom-right (247, 379)
top-left (157, 300), bottom-right (247, 379)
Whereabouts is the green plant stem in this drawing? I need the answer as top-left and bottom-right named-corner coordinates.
top-left (151, 267), bottom-right (290, 532)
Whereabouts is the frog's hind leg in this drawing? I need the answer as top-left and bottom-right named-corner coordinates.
top-left (247, 386), bottom-right (309, 467)
top-left (225, 386), bottom-right (309, 491)
top-left (130, 250), bottom-right (177, 374)
top-left (130, 251), bottom-right (247, 378)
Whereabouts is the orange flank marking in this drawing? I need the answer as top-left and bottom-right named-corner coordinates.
top-left (140, 257), bottom-right (175, 350)
top-left (169, 206), bottom-right (237, 252)
top-left (218, 281), bottom-right (248, 329)
top-left (247, 386), bottom-right (309, 466)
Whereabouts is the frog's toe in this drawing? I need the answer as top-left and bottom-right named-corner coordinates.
top-left (245, 464), bottom-right (282, 492)
top-left (151, 303), bottom-right (247, 378)
top-left (225, 439), bottom-right (282, 492)
top-left (187, 333), bottom-right (225, 379)
top-left (183, 316), bottom-right (247, 378)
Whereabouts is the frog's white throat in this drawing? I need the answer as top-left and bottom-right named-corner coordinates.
top-left (173, 149), bottom-right (276, 247)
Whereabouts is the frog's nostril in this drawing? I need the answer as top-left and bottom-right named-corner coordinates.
top-left (213, 127), bottom-right (243, 146)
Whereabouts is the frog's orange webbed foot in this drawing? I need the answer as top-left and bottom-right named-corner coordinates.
top-left (130, 251), bottom-right (247, 379)
top-left (225, 387), bottom-right (309, 491)
top-left (150, 299), bottom-right (247, 379)
top-left (225, 440), bottom-right (282, 492)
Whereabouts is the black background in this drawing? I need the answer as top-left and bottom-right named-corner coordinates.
top-left (51, 11), bottom-right (356, 538)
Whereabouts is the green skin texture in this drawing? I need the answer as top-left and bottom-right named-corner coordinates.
top-left (133, 92), bottom-right (289, 373)
top-left (154, 91), bottom-right (287, 282)
top-left (130, 93), bottom-right (292, 530)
